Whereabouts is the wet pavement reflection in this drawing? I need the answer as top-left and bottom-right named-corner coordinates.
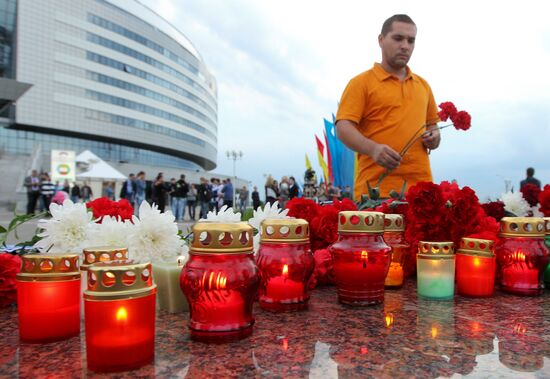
top-left (1, 280), bottom-right (549, 378)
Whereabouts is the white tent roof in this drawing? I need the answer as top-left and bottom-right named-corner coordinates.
top-left (75, 150), bottom-right (126, 180)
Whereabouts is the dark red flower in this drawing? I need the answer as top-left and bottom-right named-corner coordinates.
top-left (406, 182), bottom-right (446, 221)
top-left (451, 110), bottom-right (471, 131)
top-left (309, 205), bottom-right (340, 252)
top-left (285, 197), bottom-right (320, 224)
top-left (331, 198), bottom-right (358, 212)
top-left (481, 201), bottom-right (505, 222)
top-left (539, 184), bottom-right (550, 216)
top-left (438, 102), bottom-right (458, 122)
top-left (86, 197), bottom-right (134, 222)
top-left (467, 216), bottom-right (500, 242)
top-left (374, 199), bottom-right (408, 215)
top-left (307, 249), bottom-right (335, 289)
top-left (520, 183), bottom-right (541, 207)
top-left (0, 253), bottom-right (21, 307)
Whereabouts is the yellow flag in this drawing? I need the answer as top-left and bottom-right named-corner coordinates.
top-left (305, 154), bottom-right (312, 170)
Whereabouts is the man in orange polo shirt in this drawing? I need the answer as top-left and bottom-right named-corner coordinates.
top-left (336, 14), bottom-right (440, 200)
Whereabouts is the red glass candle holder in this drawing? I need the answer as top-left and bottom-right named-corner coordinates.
top-left (84, 261), bottom-right (156, 372)
top-left (329, 211), bottom-right (391, 306)
top-left (456, 238), bottom-right (496, 297)
top-left (16, 254), bottom-right (81, 343)
top-left (181, 222), bottom-right (259, 342)
top-left (495, 217), bottom-right (550, 296)
top-left (81, 247), bottom-right (128, 298)
top-left (383, 214), bottom-right (409, 288)
top-left (544, 217), bottom-right (550, 286)
top-left (256, 218), bottom-right (314, 312)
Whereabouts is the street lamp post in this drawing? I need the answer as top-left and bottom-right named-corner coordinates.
top-left (226, 150), bottom-right (243, 207)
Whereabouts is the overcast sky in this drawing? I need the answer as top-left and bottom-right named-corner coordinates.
top-left (145, 0), bottom-right (550, 201)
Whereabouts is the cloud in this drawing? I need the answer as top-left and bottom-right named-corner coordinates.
top-left (146, 0), bottom-right (550, 199)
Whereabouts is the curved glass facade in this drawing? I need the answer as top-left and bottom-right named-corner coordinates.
top-left (8, 0), bottom-right (218, 171)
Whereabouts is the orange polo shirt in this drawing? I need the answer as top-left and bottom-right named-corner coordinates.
top-left (336, 63), bottom-right (440, 200)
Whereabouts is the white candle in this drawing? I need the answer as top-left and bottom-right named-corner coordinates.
top-left (152, 260), bottom-right (189, 313)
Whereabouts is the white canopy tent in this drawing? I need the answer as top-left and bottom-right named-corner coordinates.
top-left (75, 150), bottom-right (126, 200)
top-left (75, 150), bottom-right (126, 180)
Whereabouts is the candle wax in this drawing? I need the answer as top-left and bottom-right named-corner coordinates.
top-left (263, 276), bottom-right (304, 302)
top-left (190, 290), bottom-right (249, 331)
top-left (385, 262), bottom-right (404, 287)
top-left (417, 259), bottom-right (455, 300)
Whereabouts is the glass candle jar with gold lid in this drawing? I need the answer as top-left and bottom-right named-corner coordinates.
top-left (417, 241), bottom-right (455, 300)
top-left (180, 222), bottom-right (259, 341)
top-left (256, 218), bottom-right (314, 312)
top-left (383, 214), bottom-right (409, 289)
top-left (16, 254), bottom-right (81, 342)
top-left (329, 211), bottom-right (391, 306)
top-left (495, 217), bottom-right (549, 295)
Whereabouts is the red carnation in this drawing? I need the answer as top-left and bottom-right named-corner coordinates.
top-left (539, 184), bottom-right (550, 216)
top-left (406, 181), bottom-right (446, 221)
top-left (520, 183), bottom-right (541, 207)
top-left (309, 205), bottom-right (340, 252)
top-left (481, 201), bottom-right (505, 222)
top-left (307, 249), bottom-right (335, 289)
top-left (285, 197), bottom-right (320, 224)
top-left (438, 102), bottom-right (458, 122)
top-left (451, 110), bottom-right (471, 131)
top-left (331, 198), bottom-right (358, 212)
top-left (0, 253), bottom-right (21, 308)
top-left (87, 197), bottom-right (134, 222)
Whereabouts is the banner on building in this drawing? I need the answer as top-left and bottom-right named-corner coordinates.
top-left (51, 150), bottom-right (76, 183)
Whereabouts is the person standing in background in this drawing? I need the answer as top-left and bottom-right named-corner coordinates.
top-left (70, 182), bottom-right (81, 203)
top-left (520, 167), bottom-right (541, 190)
top-left (40, 173), bottom-right (55, 211)
top-left (239, 185), bottom-right (249, 214)
top-left (198, 177), bottom-right (212, 219)
top-left (252, 186), bottom-right (261, 210)
top-left (81, 181), bottom-right (93, 202)
top-left (135, 171), bottom-right (146, 210)
top-left (187, 183), bottom-right (197, 221)
top-left (288, 176), bottom-right (299, 200)
top-left (24, 170), bottom-right (41, 214)
top-left (153, 173), bottom-right (167, 212)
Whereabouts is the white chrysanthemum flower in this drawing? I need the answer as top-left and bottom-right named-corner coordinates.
top-left (127, 201), bottom-right (183, 263)
top-left (34, 199), bottom-right (94, 253)
top-left (200, 205), bottom-right (241, 222)
top-left (501, 192), bottom-right (530, 217)
top-left (530, 206), bottom-right (544, 217)
top-left (87, 216), bottom-right (131, 250)
top-left (248, 201), bottom-right (291, 251)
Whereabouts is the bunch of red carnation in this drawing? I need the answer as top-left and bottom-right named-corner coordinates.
top-left (438, 101), bottom-right (472, 131)
top-left (285, 197), bottom-right (357, 286)
top-left (539, 184), bottom-right (550, 217)
top-left (481, 201), bottom-right (505, 222)
top-left (520, 183), bottom-right (541, 207)
top-left (86, 197), bottom-right (134, 222)
top-left (405, 181), bottom-right (500, 258)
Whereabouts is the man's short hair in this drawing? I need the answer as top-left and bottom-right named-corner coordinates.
top-left (381, 14), bottom-right (416, 36)
top-left (527, 167), bottom-right (535, 177)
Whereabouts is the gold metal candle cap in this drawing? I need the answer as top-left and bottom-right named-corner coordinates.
top-left (383, 214), bottom-right (405, 232)
top-left (16, 254), bottom-right (80, 282)
top-left (338, 211), bottom-right (385, 234)
top-left (457, 238), bottom-right (494, 258)
top-left (81, 246), bottom-right (129, 271)
top-left (190, 222), bottom-right (254, 254)
top-left (544, 217), bottom-right (550, 236)
top-left (84, 260), bottom-right (156, 300)
top-left (418, 241), bottom-right (455, 258)
top-left (499, 217), bottom-right (545, 237)
top-left (260, 218), bottom-right (309, 243)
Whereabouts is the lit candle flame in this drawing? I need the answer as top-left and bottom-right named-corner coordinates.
top-left (116, 307), bottom-right (127, 322)
top-left (473, 257), bottom-right (481, 267)
top-left (471, 322), bottom-right (481, 333)
top-left (431, 326), bottom-right (438, 339)
top-left (282, 264), bottom-right (289, 278)
top-left (361, 250), bottom-right (368, 268)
